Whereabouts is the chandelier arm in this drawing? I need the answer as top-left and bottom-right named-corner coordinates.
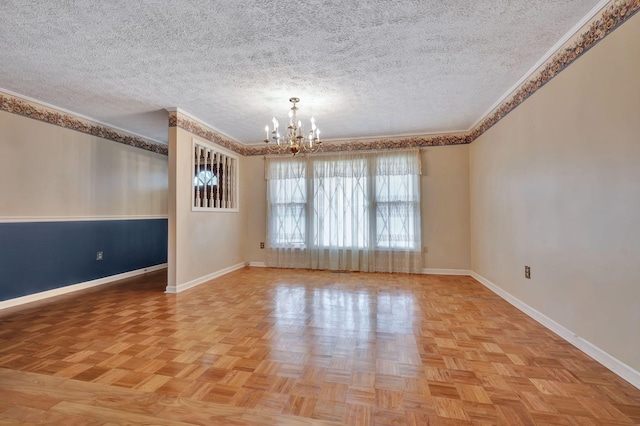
top-left (264, 97), bottom-right (321, 156)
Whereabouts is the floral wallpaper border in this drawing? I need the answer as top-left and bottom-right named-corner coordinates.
top-left (3, 0), bottom-right (638, 157)
top-left (0, 92), bottom-right (167, 155)
top-left (465, 0), bottom-right (640, 144)
top-left (168, 111), bottom-right (247, 155)
top-left (235, 0), bottom-right (639, 156)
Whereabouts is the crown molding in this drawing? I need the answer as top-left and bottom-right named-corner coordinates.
top-left (3, 1), bottom-right (638, 157)
top-left (168, 109), bottom-right (249, 155)
top-left (243, 0), bottom-right (640, 155)
top-left (166, 107), bottom-right (243, 144)
top-left (464, 0), bottom-right (639, 144)
top-left (468, 0), bottom-right (612, 132)
top-left (0, 89), bottom-right (167, 155)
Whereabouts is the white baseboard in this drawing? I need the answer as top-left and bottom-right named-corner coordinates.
top-left (422, 268), bottom-right (471, 276)
top-left (470, 271), bottom-right (640, 390)
top-left (251, 264), bottom-right (464, 273)
top-left (165, 262), bottom-right (245, 293)
top-left (0, 263), bottom-right (167, 311)
top-left (250, 264), bottom-right (466, 273)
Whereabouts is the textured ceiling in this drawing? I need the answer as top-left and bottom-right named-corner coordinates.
top-left (0, 1), bottom-right (602, 145)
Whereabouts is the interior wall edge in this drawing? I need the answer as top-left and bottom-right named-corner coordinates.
top-left (168, 109), bottom-right (246, 156)
top-left (169, 126), bottom-right (244, 286)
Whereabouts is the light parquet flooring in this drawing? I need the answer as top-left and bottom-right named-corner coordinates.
top-left (1, 267), bottom-right (639, 425)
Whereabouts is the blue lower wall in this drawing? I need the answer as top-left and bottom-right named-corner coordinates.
top-left (0, 218), bottom-right (167, 302)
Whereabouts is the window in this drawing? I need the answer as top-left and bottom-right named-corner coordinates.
top-left (194, 170), bottom-right (218, 187)
top-left (269, 174), bottom-right (306, 246)
top-left (267, 158), bottom-right (307, 246)
top-left (192, 139), bottom-right (238, 211)
top-left (312, 158), bottom-right (369, 249)
top-left (266, 149), bottom-right (420, 251)
top-left (374, 173), bottom-right (419, 249)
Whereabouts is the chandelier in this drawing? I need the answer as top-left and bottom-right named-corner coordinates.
top-left (264, 97), bottom-right (321, 156)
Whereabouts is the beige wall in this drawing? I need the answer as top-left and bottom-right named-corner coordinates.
top-left (470, 13), bottom-right (640, 371)
top-left (242, 155), bottom-right (268, 263)
top-left (0, 111), bottom-right (167, 217)
top-left (242, 147), bottom-right (471, 271)
top-left (421, 145), bottom-right (470, 270)
top-left (168, 126), bottom-right (244, 288)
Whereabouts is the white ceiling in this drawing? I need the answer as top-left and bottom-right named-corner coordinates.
top-left (0, 1), bottom-right (602, 145)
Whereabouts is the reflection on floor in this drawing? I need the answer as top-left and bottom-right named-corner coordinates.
top-left (0, 267), bottom-right (639, 425)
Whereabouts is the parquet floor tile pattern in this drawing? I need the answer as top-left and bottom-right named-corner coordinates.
top-left (1, 267), bottom-right (639, 425)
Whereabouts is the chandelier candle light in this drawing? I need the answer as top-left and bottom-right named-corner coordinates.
top-left (264, 97), bottom-right (321, 155)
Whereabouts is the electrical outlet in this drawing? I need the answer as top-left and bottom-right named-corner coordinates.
top-left (422, 246), bottom-right (428, 254)
top-left (260, 242), bottom-right (265, 249)
top-left (96, 251), bottom-right (104, 261)
top-left (525, 265), bottom-right (531, 279)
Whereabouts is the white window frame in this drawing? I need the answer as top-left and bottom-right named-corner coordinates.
top-left (267, 152), bottom-right (420, 250)
top-left (191, 138), bottom-right (239, 212)
top-left (372, 173), bottom-right (419, 250)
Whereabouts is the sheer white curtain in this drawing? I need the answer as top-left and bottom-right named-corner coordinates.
top-left (265, 149), bottom-right (422, 273)
top-left (265, 156), bottom-right (308, 268)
